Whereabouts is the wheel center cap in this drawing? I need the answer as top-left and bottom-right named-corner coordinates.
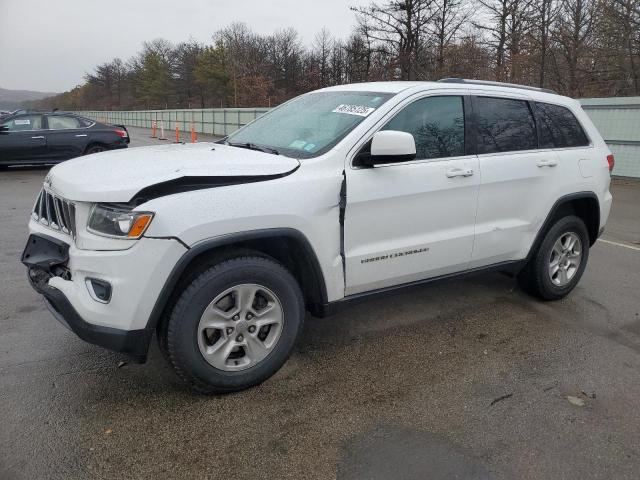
top-left (235, 320), bottom-right (248, 333)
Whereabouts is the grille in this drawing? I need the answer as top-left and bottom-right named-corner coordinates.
top-left (32, 188), bottom-right (77, 237)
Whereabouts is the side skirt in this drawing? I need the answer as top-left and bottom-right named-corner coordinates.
top-left (312, 259), bottom-right (527, 318)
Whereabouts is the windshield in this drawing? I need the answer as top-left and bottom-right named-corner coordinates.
top-left (226, 91), bottom-right (393, 158)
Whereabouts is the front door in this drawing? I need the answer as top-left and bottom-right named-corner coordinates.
top-left (344, 95), bottom-right (479, 295)
top-left (0, 115), bottom-right (47, 163)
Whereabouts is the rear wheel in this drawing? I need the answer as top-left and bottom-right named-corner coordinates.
top-left (164, 255), bottom-right (304, 394)
top-left (85, 144), bottom-right (107, 155)
top-left (518, 215), bottom-right (589, 300)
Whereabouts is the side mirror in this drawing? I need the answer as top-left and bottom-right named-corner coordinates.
top-left (357, 130), bottom-right (416, 167)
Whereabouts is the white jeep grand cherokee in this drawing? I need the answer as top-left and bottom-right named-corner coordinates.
top-left (22, 79), bottom-right (614, 393)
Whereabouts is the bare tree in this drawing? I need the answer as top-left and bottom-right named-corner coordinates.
top-left (530, 0), bottom-right (559, 87)
top-left (476, 0), bottom-right (535, 82)
top-left (475, 0), bottom-right (511, 79)
top-left (313, 28), bottom-right (333, 88)
top-left (607, 0), bottom-right (640, 94)
top-left (429, 0), bottom-right (470, 77)
top-left (174, 41), bottom-right (203, 107)
top-left (351, 0), bottom-right (436, 80)
top-left (216, 23), bottom-right (267, 106)
top-left (551, 0), bottom-right (597, 96)
top-left (266, 28), bottom-right (304, 101)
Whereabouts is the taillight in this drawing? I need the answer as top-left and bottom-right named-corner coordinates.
top-left (114, 129), bottom-right (128, 138)
top-left (606, 154), bottom-right (615, 172)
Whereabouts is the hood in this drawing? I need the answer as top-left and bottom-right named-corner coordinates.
top-left (48, 142), bottom-right (300, 203)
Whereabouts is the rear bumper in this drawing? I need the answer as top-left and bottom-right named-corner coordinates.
top-left (109, 141), bottom-right (129, 149)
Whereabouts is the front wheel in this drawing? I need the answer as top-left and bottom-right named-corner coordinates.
top-left (518, 215), bottom-right (590, 300)
top-left (165, 255), bottom-right (304, 394)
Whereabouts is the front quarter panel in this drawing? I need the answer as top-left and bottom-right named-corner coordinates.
top-left (141, 161), bottom-right (346, 301)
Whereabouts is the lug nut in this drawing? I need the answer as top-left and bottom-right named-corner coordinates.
top-left (246, 313), bottom-right (253, 320)
top-left (248, 325), bottom-right (256, 333)
top-left (236, 334), bottom-right (244, 342)
top-left (233, 314), bottom-right (240, 321)
top-left (226, 327), bottom-right (234, 335)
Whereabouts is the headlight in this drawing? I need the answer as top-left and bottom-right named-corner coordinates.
top-left (87, 204), bottom-right (154, 239)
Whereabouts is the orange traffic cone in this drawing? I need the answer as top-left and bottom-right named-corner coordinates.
top-left (158, 121), bottom-right (167, 140)
top-left (190, 122), bottom-right (197, 143)
top-left (150, 120), bottom-right (157, 138)
top-left (173, 123), bottom-right (180, 143)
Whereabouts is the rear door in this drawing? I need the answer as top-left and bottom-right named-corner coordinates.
top-left (44, 115), bottom-right (89, 160)
top-left (0, 114), bottom-right (47, 163)
top-left (344, 94), bottom-right (480, 295)
top-left (469, 94), bottom-right (562, 267)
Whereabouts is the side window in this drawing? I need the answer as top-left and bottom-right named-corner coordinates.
top-left (382, 96), bottom-right (465, 160)
top-left (78, 117), bottom-right (95, 127)
top-left (534, 102), bottom-right (589, 148)
top-left (47, 116), bottom-right (82, 130)
top-left (1, 115), bottom-right (43, 131)
top-left (474, 97), bottom-right (537, 154)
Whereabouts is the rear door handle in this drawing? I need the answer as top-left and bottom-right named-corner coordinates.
top-left (446, 168), bottom-right (474, 178)
top-left (75, 134), bottom-right (88, 137)
top-left (537, 160), bottom-right (558, 167)
top-left (31, 136), bottom-right (45, 139)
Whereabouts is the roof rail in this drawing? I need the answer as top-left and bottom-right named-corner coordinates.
top-left (437, 78), bottom-right (557, 95)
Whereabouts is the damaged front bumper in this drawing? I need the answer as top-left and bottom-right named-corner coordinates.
top-left (21, 233), bottom-right (153, 361)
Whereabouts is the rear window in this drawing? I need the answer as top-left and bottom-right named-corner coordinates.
top-left (474, 97), bottom-right (537, 154)
top-left (77, 116), bottom-right (94, 127)
top-left (534, 102), bottom-right (590, 148)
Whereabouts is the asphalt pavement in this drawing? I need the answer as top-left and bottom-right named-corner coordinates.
top-left (1, 132), bottom-right (639, 479)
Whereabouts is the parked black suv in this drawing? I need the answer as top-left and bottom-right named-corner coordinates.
top-left (0, 111), bottom-right (129, 167)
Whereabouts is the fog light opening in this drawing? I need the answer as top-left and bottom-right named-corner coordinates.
top-left (85, 278), bottom-right (112, 304)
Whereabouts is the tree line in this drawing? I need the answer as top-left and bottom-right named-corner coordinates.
top-left (30, 0), bottom-right (640, 111)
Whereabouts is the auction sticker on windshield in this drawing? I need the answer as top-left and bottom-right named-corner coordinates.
top-left (332, 104), bottom-right (376, 117)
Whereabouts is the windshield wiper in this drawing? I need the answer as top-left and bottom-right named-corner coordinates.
top-left (228, 141), bottom-right (279, 155)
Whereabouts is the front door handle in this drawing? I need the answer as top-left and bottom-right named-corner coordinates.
top-left (75, 134), bottom-right (88, 137)
top-left (31, 136), bottom-right (45, 139)
top-left (537, 160), bottom-right (558, 167)
top-left (446, 168), bottom-right (474, 178)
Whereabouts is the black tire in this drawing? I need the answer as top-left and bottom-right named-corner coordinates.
top-left (518, 215), bottom-right (590, 300)
top-left (85, 144), bottom-right (107, 155)
top-left (165, 255), bottom-right (304, 394)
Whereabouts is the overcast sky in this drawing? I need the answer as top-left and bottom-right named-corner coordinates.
top-left (0, 0), bottom-right (371, 93)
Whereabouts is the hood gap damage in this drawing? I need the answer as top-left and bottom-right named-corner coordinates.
top-left (130, 166), bottom-right (300, 204)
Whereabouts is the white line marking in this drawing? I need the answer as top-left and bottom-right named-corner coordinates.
top-left (598, 239), bottom-right (640, 251)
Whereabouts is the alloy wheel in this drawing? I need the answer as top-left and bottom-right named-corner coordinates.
top-left (197, 284), bottom-right (284, 371)
top-left (548, 232), bottom-right (582, 287)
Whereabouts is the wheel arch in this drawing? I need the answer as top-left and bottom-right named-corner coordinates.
top-left (146, 228), bottom-right (328, 332)
top-left (527, 191), bottom-right (600, 261)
